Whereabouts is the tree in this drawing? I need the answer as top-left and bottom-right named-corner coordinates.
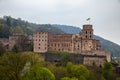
top-left (0, 52), bottom-right (29, 80)
top-left (0, 42), bottom-right (6, 55)
top-left (61, 77), bottom-right (78, 80)
top-left (116, 77), bottom-right (120, 80)
top-left (24, 64), bottom-right (55, 80)
top-left (66, 62), bottom-right (73, 77)
top-left (79, 75), bottom-right (86, 80)
top-left (6, 16), bottom-right (12, 27)
top-left (66, 62), bottom-right (90, 80)
top-left (12, 35), bottom-right (32, 53)
top-left (49, 66), bottom-right (67, 80)
top-left (61, 53), bottom-right (72, 66)
top-left (0, 24), bottom-right (10, 38)
top-left (100, 76), bottom-right (106, 80)
top-left (24, 52), bottom-right (45, 66)
top-left (12, 44), bottom-right (22, 53)
top-left (102, 62), bottom-right (112, 80)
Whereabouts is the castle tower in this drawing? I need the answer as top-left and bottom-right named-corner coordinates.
top-left (82, 25), bottom-right (93, 39)
top-left (33, 32), bottom-right (48, 53)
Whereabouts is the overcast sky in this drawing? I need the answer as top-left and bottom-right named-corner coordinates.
top-left (0, 0), bottom-right (120, 45)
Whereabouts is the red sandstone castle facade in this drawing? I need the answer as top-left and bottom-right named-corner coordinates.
top-left (33, 24), bottom-right (111, 64)
top-left (0, 24), bottom-right (111, 66)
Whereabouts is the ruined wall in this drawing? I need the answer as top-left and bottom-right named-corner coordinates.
top-left (9, 33), bottom-right (23, 50)
top-left (83, 55), bottom-right (106, 66)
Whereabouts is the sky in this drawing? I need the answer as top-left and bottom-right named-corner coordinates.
top-left (0, 0), bottom-right (120, 45)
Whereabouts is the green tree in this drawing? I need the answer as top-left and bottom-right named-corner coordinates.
top-left (25, 52), bottom-right (45, 66)
top-left (6, 16), bottom-right (12, 27)
top-left (79, 75), bottom-right (86, 80)
top-left (102, 62), bottom-right (112, 80)
top-left (66, 62), bottom-right (89, 80)
top-left (116, 77), bottom-right (120, 80)
top-left (0, 42), bottom-right (6, 55)
top-left (66, 62), bottom-right (73, 77)
top-left (12, 44), bottom-right (22, 53)
top-left (49, 66), bottom-right (67, 80)
top-left (0, 24), bottom-right (10, 38)
top-left (100, 76), bottom-right (106, 80)
top-left (61, 53), bottom-right (72, 66)
top-left (61, 77), bottom-right (78, 80)
top-left (15, 26), bottom-right (24, 34)
top-left (24, 64), bottom-right (55, 80)
top-left (12, 36), bottom-right (32, 53)
top-left (0, 52), bottom-right (29, 80)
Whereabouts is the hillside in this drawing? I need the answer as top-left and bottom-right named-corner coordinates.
top-left (52, 24), bottom-right (81, 34)
top-left (0, 16), bottom-right (120, 56)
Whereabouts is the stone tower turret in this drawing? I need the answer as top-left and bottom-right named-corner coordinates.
top-left (82, 25), bottom-right (93, 39)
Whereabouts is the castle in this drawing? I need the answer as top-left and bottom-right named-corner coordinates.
top-left (0, 24), bottom-right (111, 66)
top-left (33, 24), bottom-right (111, 66)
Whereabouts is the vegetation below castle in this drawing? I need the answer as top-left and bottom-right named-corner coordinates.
top-left (0, 16), bottom-right (120, 57)
top-left (0, 51), bottom-right (120, 80)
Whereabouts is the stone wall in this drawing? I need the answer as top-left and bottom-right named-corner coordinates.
top-left (44, 53), bottom-right (106, 66)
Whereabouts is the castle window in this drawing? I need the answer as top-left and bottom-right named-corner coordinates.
top-left (90, 32), bottom-right (92, 34)
top-left (45, 47), bottom-right (47, 50)
top-left (51, 44), bottom-right (53, 46)
top-left (90, 36), bottom-right (91, 38)
top-left (86, 31), bottom-right (87, 34)
top-left (86, 36), bottom-right (87, 38)
top-left (39, 44), bottom-right (40, 45)
top-left (58, 44), bottom-right (60, 47)
top-left (39, 47), bottom-right (40, 49)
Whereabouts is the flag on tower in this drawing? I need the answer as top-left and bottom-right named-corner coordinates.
top-left (86, 18), bottom-right (90, 21)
